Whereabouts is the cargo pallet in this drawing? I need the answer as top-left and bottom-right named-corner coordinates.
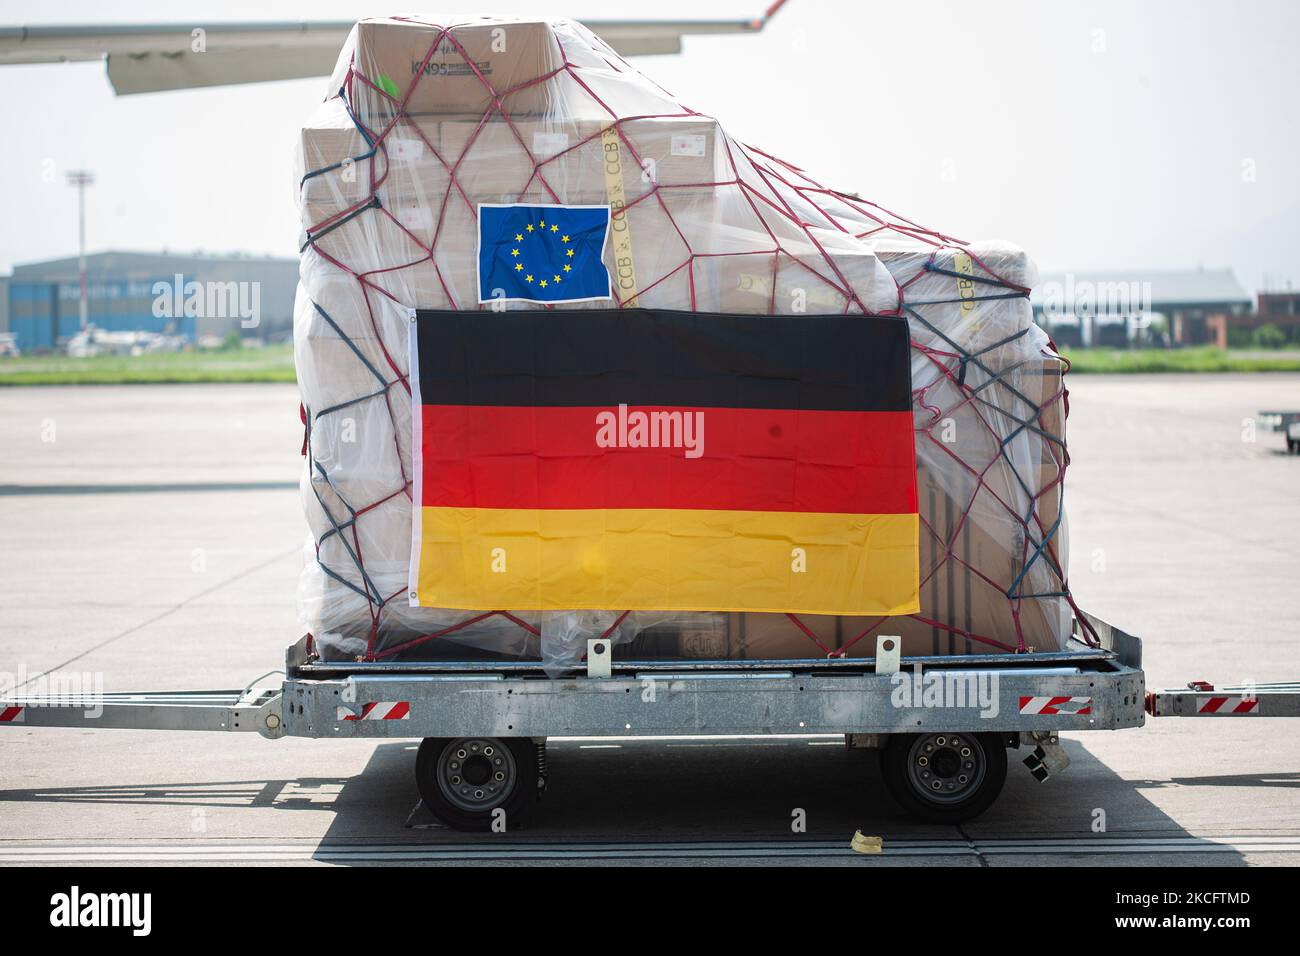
top-left (3, 611), bottom-right (1296, 830)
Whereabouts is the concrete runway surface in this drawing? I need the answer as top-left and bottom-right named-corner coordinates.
top-left (0, 375), bottom-right (1297, 866)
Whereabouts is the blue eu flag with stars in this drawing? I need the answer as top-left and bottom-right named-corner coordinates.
top-left (477, 203), bottom-right (613, 304)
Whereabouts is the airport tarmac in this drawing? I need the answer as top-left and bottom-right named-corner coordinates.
top-left (0, 374), bottom-right (1298, 866)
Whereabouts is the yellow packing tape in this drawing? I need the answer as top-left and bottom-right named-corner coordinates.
top-left (601, 125), bottom-right (640, 307)
top-left (953, 250), bottom-right (978, 321)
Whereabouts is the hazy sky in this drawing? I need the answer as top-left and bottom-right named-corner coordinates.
top-left (1, 0), bottom-right (1296, 293)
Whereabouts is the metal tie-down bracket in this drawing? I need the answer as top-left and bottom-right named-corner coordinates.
top-left (875, 635), bottom-right (901, 675)
top-left (587, 637), bottom-right (613, 678)
top-left (1021, 730), bottom-right (1069, 781)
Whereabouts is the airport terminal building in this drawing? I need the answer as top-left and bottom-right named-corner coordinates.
top-left (3, 251), bottom-right (298, 352)
top-left (1031, 268), bottom-right (1253, 347)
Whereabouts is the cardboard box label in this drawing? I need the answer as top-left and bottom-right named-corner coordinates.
top-left (388, 137), bottom-right (425, 161)
top-left (670, 134), bottom-right (707, 158)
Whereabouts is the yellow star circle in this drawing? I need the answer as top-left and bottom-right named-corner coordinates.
top-left (503, 212), bottom-right (588, 296)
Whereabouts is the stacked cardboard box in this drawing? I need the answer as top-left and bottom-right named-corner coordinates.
top-left (294, 16), bottom-right (1073, 666)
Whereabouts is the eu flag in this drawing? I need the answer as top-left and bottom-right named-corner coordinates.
top-left (477, 203), bottom-right (613, 305)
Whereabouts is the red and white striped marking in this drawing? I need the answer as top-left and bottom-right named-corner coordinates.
top-left (1019, 696), bottom-right (1092, 716)
top-left (0, 705), bottom-right (25, 723)
top-left (337, 701), bottom-right (410, 721)
top-left (1197, 696), bottom-right (1259, 715)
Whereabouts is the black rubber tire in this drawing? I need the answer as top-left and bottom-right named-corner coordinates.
top-left (416, 737), bottom-right (537, 831)
top-left (879, 732), bottom-right (1008, 824)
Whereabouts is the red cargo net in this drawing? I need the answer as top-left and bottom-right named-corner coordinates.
top-left (298, 17), bottom-right (1097, 663)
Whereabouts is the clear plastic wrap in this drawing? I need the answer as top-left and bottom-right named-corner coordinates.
top-left (294, 16), bottom-right (1084, 671)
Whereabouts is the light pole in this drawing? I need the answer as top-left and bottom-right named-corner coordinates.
top-left (65, 169), bottom-right (95, 331)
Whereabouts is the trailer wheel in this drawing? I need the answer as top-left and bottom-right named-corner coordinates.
top-left (879, 732), bottom-right (1007, 824)
top-left (416, 737), bottom-right (537, 832)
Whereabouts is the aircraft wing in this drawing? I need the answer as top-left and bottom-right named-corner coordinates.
top-left (0, 4), bottom-right (787, 95)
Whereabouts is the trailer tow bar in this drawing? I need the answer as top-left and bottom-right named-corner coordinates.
top-left (1146, 681), bottom-right (1300, 718)
top-left (0, 688), bottom-right (285, 738)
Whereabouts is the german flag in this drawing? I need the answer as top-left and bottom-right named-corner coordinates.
top-left (408, 308), bottom-right (919, 615)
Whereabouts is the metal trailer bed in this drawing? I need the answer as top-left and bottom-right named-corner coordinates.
top-left (2, 611), bottom-right (1296, 829)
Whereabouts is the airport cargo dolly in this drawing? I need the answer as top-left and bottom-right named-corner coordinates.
top-left (1257, 409), bottom-right (1300, 454)
top-left (2, 612), bottom-right (1295, 829)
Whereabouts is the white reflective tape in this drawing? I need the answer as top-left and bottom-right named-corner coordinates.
top-left (1054, 697), bottom-right (1092, 715)
top-left (1197, 696), bottom-right (1259, 715)
top-left (337, 701), bottom-right (411, 721)
top-left (1018, 696), bottom-right (1092, 716)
